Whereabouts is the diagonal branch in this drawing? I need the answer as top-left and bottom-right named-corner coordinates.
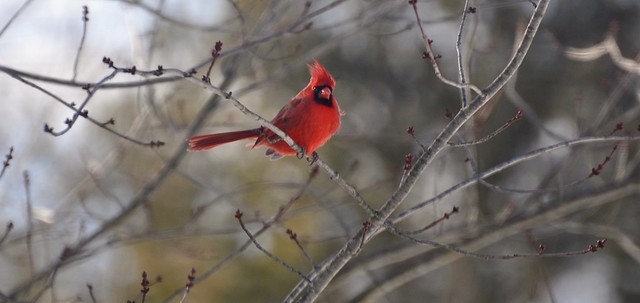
top-left (285, 0), bottom-right (551, 301)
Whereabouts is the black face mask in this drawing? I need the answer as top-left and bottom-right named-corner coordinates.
top-left (313, 85), bottom-right (333, 107)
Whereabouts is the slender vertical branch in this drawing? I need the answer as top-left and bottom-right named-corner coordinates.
top-left (72, 5), bottom-right (89, 82)
top-left (409, 0), bottom-right (482, 96)
top-left (23, 171), bottom-right (35, 277)
top-left (456, 0), bottom-right (472, 107)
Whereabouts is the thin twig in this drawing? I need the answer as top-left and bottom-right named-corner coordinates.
top-left (409, 0), bottom-right (483, 96)
top-left (178, 268), bottom-right (196, 303)
top-left (0, 222), bottom-right (13, 247)
top-left (236, 210), bottom-right (311, 282)
top-left (477, 140), bottom-right (621, 194)
top-left (86, 284), bottom-right (96, 303)
top-left (47, 69), bottom-right (119, 137)
top-left (0, 146), bottom-right (14, 180)
top-left (525, 231), bottom-right (558, 303)
top-left (8, 73), bottom-right (161, 147)
top-left (555, 221), bottom-right (640, 265)
top-left (0, 0), bottom-right (35, 37)
top-left (23, 171), bottom-right (34, 277)
top-left (72, 5), bottom-right (89, 82)
top-left (388, 225), bottom-right (607, 259)
top-left (406, 126), bottom-right (427, 151)
top-left (202, 41), bottom-right (223, 83)
top-left (160, 162), bottom-right (319, 303)
top-left (393, 135), bottom-right (640, 224)
top-left (403, 206), bottom-right (459, 235)
top-left (589, 144), bottom-right (619, 177)
top-left (448, 110), bottom-right (523, 147)
top-left (140, 271), bottom-right (150, 303)
top-left (286, 229), bottom-right (315, 269)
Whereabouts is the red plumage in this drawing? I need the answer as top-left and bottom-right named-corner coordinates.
top-left (187, 60), bottom-right (341, 159)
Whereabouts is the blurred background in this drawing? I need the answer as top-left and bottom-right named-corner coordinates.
top-left (1, 0), bottom-right (639, 302)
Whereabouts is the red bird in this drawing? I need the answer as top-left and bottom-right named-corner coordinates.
top-left (187, 60), bottom-right (341, 160)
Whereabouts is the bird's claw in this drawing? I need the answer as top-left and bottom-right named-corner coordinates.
top-left (306, 151), bottom-right (319, 165)
top-left (296, 147), bottom-right (307, 160)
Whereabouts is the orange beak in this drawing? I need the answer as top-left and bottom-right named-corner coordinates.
top-left (319, 87), bottom-right (332, 100)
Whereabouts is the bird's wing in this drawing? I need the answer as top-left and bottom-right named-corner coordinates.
top-left (271, 98), bottom-right (303, 124)
top-left (253, 98), bottom-right (304, 146)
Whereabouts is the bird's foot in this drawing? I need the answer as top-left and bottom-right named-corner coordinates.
top-left (306, 151), bottom-right (319, 166)
top-left (296, 147), bottom-right (307, 160)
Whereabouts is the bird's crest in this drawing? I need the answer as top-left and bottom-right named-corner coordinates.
top-left (308, 60), bottom-right (335, 89)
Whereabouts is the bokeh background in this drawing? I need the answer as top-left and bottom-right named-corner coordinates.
top-left (1, 0), bottom-right (639, 302)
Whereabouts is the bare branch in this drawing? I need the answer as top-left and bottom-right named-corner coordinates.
top-left (358, 181), bottom-right (636, 302)
top-left (0, 222), bottom-right (13, 247)
top-left (394, 135), bottom-right (640, 223)
top-left (0, 0), bottom-right (35, 37)
top-left (178, 268), bottom-right (196, 303)
top-left (22, 171), bottom-right (34, 277)
top-left (236, 210), bottom-right (311, 282)
top-left (409, 0), bottom-right (483, 97)
top-left (0, 146), bottom-right (14, 181)
top-left (455, 0), bottom-right (474, 107)
top-left (448, 110), bottom-right (523, 147)
top-left (71, 5), bottom-right (89, 82)
top-left (565, 33), bottom-right (640, 75)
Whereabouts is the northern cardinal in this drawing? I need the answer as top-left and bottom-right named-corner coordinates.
top-left (187, 60), bottom-right (341, 160)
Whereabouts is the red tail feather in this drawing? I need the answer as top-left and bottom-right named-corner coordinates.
top-left (187, 129), bottom-right (260, 151)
